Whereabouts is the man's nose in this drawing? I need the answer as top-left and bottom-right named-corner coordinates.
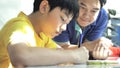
top-left (83, 10), bottom-right (90, 19)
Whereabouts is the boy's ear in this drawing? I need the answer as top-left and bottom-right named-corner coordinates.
top-left (39, 0), bottom-right (50, 14)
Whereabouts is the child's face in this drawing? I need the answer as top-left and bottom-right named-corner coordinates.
top-left (77, 0), bottom-right (101, 27)
top-left (41, 7), bottom-right (73, 38)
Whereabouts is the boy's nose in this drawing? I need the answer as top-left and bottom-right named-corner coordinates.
top-left (61, 24), bottom-right (67, 31)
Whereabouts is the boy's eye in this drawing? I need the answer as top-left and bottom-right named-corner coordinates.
top-left (80, 5), bottom-right (86, 9)
top-left (60, 16), bottom-right (68, 24)
top-left (61, 16), bottom-right (65, 22)
top-left (81, 6), bottom-right (85, 9)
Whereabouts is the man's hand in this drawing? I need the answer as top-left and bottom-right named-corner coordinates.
top-left (92, 44), bottom-right (112, 60)
top-left (83, 37), bottom-right (113, 60)
top-left (92, 37), bottom-right (113, 59)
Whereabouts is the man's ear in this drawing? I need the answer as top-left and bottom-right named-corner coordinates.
top-left (39, 0), bottom-right (50, 14)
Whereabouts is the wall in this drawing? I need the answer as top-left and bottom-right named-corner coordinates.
top-left (0, 0), bottom-right (34, 29)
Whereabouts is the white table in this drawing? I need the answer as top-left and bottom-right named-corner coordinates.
top-left (26, 64), bottom-right (120, 68)
top-left (26, 57), bottom-right (120, 68)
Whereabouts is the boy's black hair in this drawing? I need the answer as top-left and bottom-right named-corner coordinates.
top-left (99, 0), bottom-right (107, 8)
top-left (33, 0), bottom-right (79, 19)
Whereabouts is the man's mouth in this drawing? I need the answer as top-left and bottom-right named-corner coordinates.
top-left (80, 17), bottom-right (89, 22)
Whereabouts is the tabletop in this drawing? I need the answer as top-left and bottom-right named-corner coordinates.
top-left (26, 64), bottom-right (120, 68)
top-left (26, 57), bottom-right (120, 68)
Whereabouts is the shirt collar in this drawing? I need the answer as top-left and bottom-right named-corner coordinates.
top-left (75, 22), bottom-right (82, 34)
top-left (91, 21), bottom-right (96, 26)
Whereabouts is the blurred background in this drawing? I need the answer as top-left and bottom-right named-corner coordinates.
top-left (0, 0), bottom-right (34, 29)
top-left (104, 0), bottom-right (120, 46)
top-left (0, 0), bottom-right (120, 46)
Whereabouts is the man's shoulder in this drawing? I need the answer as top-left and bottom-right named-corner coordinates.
top-left (68, 19), bottom-right (76, 25)
top-left (88, 8), bottom-right (108, 28)
top-left (95, 8), bottom-right (108, 23)
top-left (67, 19), bottom-right (76, 29)
top-left (99, 8), bottom-right (108, 17)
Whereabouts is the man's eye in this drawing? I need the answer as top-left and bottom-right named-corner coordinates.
top-left (91, 10), bottom-right (97, 13)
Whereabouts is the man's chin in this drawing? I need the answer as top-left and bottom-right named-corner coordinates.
top-left (80, 22), bottom-right (92, 27)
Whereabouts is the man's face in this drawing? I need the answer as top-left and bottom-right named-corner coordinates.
top-left (77, 0), bottom-right (101, 27)
top-left (42, 7), bottom-right (73, 38)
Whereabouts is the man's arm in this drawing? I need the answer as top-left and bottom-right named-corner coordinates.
top-left (7, 42), bottom-right (89, 67)
top-left (56, 42), bottom-right (78, 50)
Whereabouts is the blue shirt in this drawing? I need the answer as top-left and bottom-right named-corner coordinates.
top-left (53, 8), bottom-right (108, 45)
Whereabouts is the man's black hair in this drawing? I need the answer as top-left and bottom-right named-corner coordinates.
top-left (33, 0), bottom-right (79, 19)
top-left (99, 0), bottom-right (107, 8)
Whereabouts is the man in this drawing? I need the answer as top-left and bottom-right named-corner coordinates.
top-left (53, 0), bottom-right (113, 60)
top-left (0, 0), bottom-right (89, 68)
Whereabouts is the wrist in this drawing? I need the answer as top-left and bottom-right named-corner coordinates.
top-left (82, 42), bottom-right (93, 52)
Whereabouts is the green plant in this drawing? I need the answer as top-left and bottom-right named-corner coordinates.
top-left (108, 9), bottom-right (116, 19)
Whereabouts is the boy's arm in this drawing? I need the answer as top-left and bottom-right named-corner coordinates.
top-left (7, 42), bottom-right (89, 67)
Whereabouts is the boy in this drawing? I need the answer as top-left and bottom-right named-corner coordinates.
top-left (0, 0), bottom-right (89, 68)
